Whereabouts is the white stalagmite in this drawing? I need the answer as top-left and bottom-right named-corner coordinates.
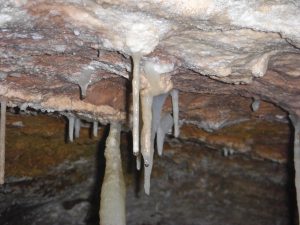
top-left (74, 118), bottom-right (81, 139)
top-left (290, 114), bottom-right (300, 220)
top-left (131, 54), bottom-right (141, 156)
top-left (68, 116), bottom-right (75, 142)
top-left (0, 100), bottom-right (6, 185)
top-left (93, 121), bottom-right (98, 137)
top-left (170, 89), bottom-right (179, 137)
top-left (100, 122), bottom-right (126, 225)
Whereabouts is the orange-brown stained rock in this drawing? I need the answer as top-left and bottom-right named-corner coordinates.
top-left (179, 119), bottom-right (290, 163)
top-left (5, 114), bottom-right (102, 177)
top-left (85, 78), bottom-right (127, 112)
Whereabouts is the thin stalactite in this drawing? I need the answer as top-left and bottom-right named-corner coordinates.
top-left (93, 121), bottom-right (98, 137)
top-left (132, 54), bottom-right (141, 157)
top-left (74, 118), bottom-right (81, 139)
top-left (68, 115), bottom-right (75, 142)
top-left (157, 113), bottom-right (173, 156)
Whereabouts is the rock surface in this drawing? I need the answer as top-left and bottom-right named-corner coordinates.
top-left (0, 1), bottom-right (300, 224)
top-left (0, 114), bottom-right (294, 225)
top-left (0, 0), bottom-right (299, 121)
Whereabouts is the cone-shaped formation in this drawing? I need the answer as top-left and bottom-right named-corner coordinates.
top-left (251, 98), bottom-right (260, 112)
top-left (67, 116), bottom-right (75, 142)
top-left (131, 54), bottom-right (141, 156)
top-left (78, 68), bottom-right (93, 99)
top-left (74, 118), bottom-right (81, 139)
top-left (93, 121), bottom-right (98, 137)
top-left (170, 90), bottom-right (179, 137)
top-left (139, 60), bottom-right (179, 194)
top-left (100, 123), bottom-right (126, 225)
top-left (157, 113), bottom-right (173, 156)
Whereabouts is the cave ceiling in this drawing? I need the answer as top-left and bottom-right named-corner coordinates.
top-left (0, 0), bottom-right (299, 124)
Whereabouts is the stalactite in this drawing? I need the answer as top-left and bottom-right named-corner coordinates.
top-left (251, 97), bottom-right (260, 112)
top-left (141, 93), bottom-right (170, 194)
top-left (141, 94), bottom-right (153, 168)
top-left (170, 89), bottom-right (179, 137)
top-left (141, 94), bottom-right (154, 194)
top-left (124, 24), bottom-right (178, 194)
top-left (125, 23), bottom-right (159, 159)
top-left (140, 60), bottom-right (174, 194)
top-left (151, 94), bottom-right (168, 142)
top-left (100, 122), bottom-right (126, 225)
top-left (77, 68), bottom-right (93, 99)
top-left (68, 115), bottom-right (75, 142)
top-left (74, 118), bottom-right (81, 139)
top-left (0, 100), bottom-right (6, 185)
top-left (157, 113), bottom-right (173, 156)
top-left (131, 54), bottom-right (141, 156)
top-left (93, 121), bottom-right (98, 137)
top-left (136, 153), bottom-right (141, 171)
top-left (290, 113), bottom-right (300, 220)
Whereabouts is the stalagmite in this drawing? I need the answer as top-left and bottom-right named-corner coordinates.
top-left (100, 122), bottom-right (126, 225)
top-left (290, 113), bottom-right (300, 220)
top-left (93, 121), bottom-right (98, 137)
top-left (68, 115), bottom-right (75, 142)
top-left (74, 118), bottom-right (81, 139)
top-left (157, 113), bottom-right (173, 156)
top-left (0, 101), bottom-right (6, 185)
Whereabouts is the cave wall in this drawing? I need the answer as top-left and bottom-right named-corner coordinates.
top-left (0, 0), bottom-right (300, 224)
top-left (0, 108), bottom-right (294, 225)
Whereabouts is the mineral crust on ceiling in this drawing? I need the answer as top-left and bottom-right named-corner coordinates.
top-left (0, 0), bottom-right (299, 120)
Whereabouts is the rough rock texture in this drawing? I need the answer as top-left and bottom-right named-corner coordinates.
top-left (0, 0), bottom-right (300, 224)
top-left (0, 0), bottom-right (299, 121)
top-left (0, 114), bottom-right (294, 225)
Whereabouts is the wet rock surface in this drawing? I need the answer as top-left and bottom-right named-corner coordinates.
top-left (0, 113), bottom-right (294, 225)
